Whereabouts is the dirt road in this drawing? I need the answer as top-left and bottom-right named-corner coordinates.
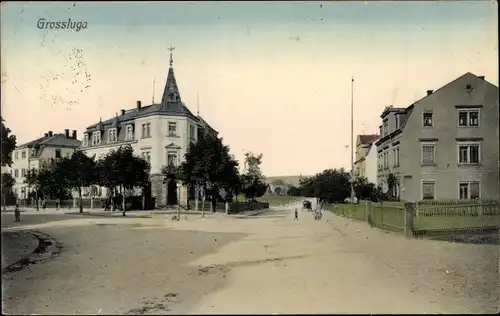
top-left (2, 202), bottom-right (498, 314)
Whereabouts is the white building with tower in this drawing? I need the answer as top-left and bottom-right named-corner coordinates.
top-left (80, 47), bottom-right (217, 207)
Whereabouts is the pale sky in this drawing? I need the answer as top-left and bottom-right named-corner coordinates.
top-left (1, 1), bottom-right (498, 176)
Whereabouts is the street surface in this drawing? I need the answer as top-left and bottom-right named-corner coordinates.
top-left (1, 202), bottom-right (499, 314)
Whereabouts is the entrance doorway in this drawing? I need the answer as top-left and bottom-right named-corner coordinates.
top-left (167, 180), bottom-right (178, 206)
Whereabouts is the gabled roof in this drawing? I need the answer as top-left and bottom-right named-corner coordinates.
top-left (375, 72), bottom-right (497, 146)
top-left (358, 134), bottom-right (379, 146)
top-left (17, 133), bottom-right (81, 149)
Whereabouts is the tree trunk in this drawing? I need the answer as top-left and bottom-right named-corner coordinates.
top-left (194, 184), bottom-right (199, 212)
top-left (78, 187), bottom-right (83, 213)
top-left (176, 183), bottom-right (181, 221)
top-left (211, 188), bottom-right (217, 213)
top-left (35, 190), bottom-right (39, 211)
top-left (142, 186), bottom-right (145, 210)
top-left (122, 185), bottom-right (126, 216)
top-left (201, 188), bottom-right (205, 218)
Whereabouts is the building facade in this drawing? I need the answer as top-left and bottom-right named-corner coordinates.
top-left (375, 72), bottom-right (499, 201)
top-left (80, 51), bottom-right (217, 207)
top-left (6, 130), bottom-right (81, 199)
top-left (353, 134), bottom-right (379, 184)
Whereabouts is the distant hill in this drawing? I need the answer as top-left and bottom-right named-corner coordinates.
top-left (265, 175), bottom-right (312, 187)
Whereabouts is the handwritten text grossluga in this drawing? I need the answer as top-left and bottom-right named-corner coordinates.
top-left (37, 18), bottom-right (88, 32)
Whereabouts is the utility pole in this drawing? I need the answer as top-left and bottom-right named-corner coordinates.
top-left (152, 77), bottom-right (155, 104)
top-left (350, 77), bottom-right (356, 202)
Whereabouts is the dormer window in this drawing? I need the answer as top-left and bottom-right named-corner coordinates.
top-left (395, 115), bottom-right (400, 129)
top-left (108, 128), bottom-right (117, 143)
top-left (83, 133), bottom-right (89, 146)
top-left (92, 131), bottom-right (101, 145)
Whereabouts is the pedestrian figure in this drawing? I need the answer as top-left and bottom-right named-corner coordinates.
top-left (14, 202), bottom-right (20, 222)
top-left (294, 208), bottom-right (299, 221)
top-left (55, 200), bottom-right (60, 211)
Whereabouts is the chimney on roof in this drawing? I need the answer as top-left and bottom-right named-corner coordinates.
top-left (121, 109), bottom-right (126, 116)
top-left (427, 90), bottom-right (433, 96)
top-left (478, 76), bottom-right (485, 80)
top-left (72, 130), bottom-right (77, 139)
top-left (48, 131), bottom-right (53, 137)
top-left (65, 129), bottom-right (70, 138)
top-left (44, 133), bottom-right (48, 137)
top-left (137, 100), bottom-right (142, 110)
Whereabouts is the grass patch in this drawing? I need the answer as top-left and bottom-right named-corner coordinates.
top-left (244, 195), bottom-right (302, 206)
top-left (326, 203), bottom-right (365, 221)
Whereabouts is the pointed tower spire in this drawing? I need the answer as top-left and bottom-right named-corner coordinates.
top-left (160, 45), bottom-right (182, 108)
top-left (169, 45), bottom-right (175, 68)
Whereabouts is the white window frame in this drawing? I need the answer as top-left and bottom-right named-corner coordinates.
top-left (142, 123), bottom-right (151, 138)
top-left (14, 169), bottom-right (18, 178)
top-left (458, 181), bottom-right (480, 200)
top-left (393, 146), bottom-right (400, 167)
top-left (108, 128), bottom-right (118, 143)
top-left (126, 125), bottom-right (134, 141)
top-left (21, 151), bottom-right (26, 159)
top-left (422, 112), bottom-right (433, 127)
top-left (14, 151), bottom-right (18, 160)
top-left (421, 143), bottom-right (436, 165)
top-left (421, 180), bottom-right (435, 200)
top-left (168, 122), bottom-right (177, 137)
top-left (457, 142), bottom-right (480, 164)
top-left (458, 109), bottom-right (480, 127)
top-left (92, 131), bottom-right (101, 145)
top-left (141, 151), bottom-right (151, 164)
top-left (189, 125), bottom-right (196, 140)
top-left (167, 151), bottom-right (178, 166)
top-left (382, 120), bottom-right (388, 136)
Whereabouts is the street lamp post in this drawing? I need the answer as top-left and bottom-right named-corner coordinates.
top-left (350, 77), bottom-right (356, 202)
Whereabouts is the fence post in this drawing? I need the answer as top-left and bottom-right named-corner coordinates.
top-left (404, 202), bottom-right (415, 238)
top-left (364, 200), bottom-right (371, 225)
top-left (380, 201), bottom-right (384, 229)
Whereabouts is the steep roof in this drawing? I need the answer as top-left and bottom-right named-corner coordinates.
top-left (85, 50), bottom-right (210, 130)
top-left (358, 134), bottom-right (379, 146)
top-left (17, 133), bottom-right (81, 149)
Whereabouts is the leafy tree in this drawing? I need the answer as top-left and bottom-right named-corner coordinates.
top-left (353, 176), bottom-right (377, 201)
top-left (386, 173), bottom-right (399, 200)
top-left (240, 152), bottom-right (267, 201)
top-left (1, 118), bottom-right (17, 167)
top-left (58, 151), bottom-right (98, 213)
top-left (294, 169), bottom-right (351, 203)
top-left (287, 185), bottom-right (301, 196)
top-left (1, 172), bottom-right (16, 209)
top-left (24, 160), bottom-right (70, 209)
top-left (42, 159), bottom-right (72, 201)
top-left (97, 146), bottom-right (150, 216)
top-left (180, 133), bottom-right (240, 213)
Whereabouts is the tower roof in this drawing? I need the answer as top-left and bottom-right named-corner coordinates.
top-left (160, 45), bottom-right (183, 111)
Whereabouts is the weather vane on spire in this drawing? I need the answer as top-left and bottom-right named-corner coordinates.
top-left (168, 45), bottom-right (176, 67)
